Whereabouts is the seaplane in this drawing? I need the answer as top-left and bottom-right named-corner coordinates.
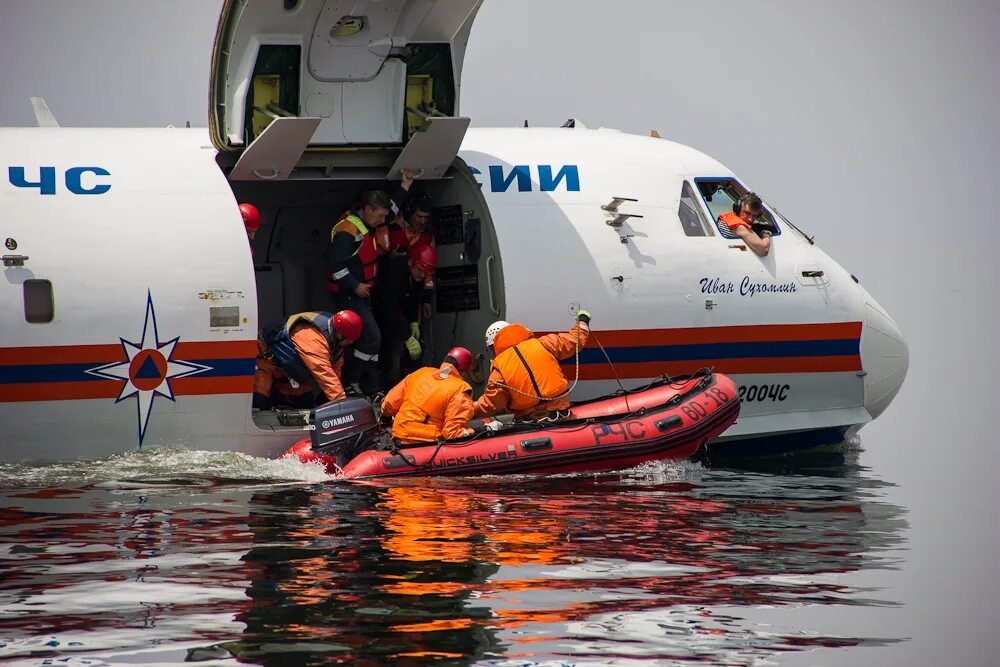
top-left (0, 0), bottom-right (908, 462)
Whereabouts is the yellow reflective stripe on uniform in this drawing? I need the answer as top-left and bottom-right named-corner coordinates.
top-left (286, 311), bottom-right (331, 335)
top-left (332, 214), bottom-right (372, 258)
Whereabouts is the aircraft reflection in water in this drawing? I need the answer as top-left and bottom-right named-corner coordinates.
top-left (0, 449), bottom-right (907, 664)
top-left (0, 481), bottom-right (258, 660)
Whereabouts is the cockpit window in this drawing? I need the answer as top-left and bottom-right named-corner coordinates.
top-left (678, 181), bottom-right (715, 236)
top-left (694, 177), bottom-right (781, 239)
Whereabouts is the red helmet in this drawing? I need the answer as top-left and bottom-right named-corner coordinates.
top-left (444, 346), bottom-right (473, 373)
top-left (239, 203), bottom-right (261, 231)
top-left (409, 241), bottom-right (437, 274)
top-left (333, 310), bottom-right (363, 342)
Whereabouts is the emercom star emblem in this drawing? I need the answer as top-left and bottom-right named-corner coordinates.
top-left (86, 291), bottom-right (210, 446)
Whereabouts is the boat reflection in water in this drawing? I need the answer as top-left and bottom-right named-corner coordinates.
top-left (0, 445), bottom-right (907, 665)
top-left (225, 446), bottom-right (907, 665)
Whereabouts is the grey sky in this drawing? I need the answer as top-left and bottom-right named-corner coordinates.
top-left (2, 1), bottom-right (999, 662)
top-left (3, 1), bottom-right (996, 293)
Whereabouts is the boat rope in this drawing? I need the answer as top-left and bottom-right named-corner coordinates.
top-left (589, 329), bottom-right (631, 414)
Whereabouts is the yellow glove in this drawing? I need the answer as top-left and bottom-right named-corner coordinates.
top-left (409, 322), bottom-right (420, 339)
top-left (576, 308), bottom-right (592, 324)
top-left (404, 336), bottom-right (422, 360)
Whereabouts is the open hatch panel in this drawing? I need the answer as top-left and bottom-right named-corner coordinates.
top-left (211, 0), bottom-right (481, 180)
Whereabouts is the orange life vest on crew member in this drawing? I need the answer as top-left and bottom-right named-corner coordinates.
top-left (491, 325), bottom-right (568, 414)
top-left (719, 211), bottom-right (751, 232)
top-left (328, 212), bottom-right (381, 293)
top-left (392, 365), bottom-right (473, 443)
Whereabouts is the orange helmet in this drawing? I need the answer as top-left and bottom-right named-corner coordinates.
top-left (444, 347), bottom-right (473, 372)
top-left (333, 310), bottom-right (363, 342)
top-left (239, 203), bottom-right (261, 231)
top-left (409, 242), bottom-right (437, 274)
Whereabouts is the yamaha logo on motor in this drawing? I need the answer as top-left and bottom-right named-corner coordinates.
top-left (322, 415), bottom-right (355, 429)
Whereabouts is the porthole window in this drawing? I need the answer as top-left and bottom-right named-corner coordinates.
top-left (24, 279), bottom-right (53, 323)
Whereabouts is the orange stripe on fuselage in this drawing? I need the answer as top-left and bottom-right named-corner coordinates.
top-left (0, 377), bottom-right (253, 403)
top-left (0, 344), bottom-right (122, 366)
top-left (0, 340), bottom-right (258, 365)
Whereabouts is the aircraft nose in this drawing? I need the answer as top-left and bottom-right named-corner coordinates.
top-left (858, 287), bottom-right (909, 419)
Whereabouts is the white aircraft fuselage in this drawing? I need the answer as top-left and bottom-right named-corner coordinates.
top-left (0, 0), bottom-right (908, 462)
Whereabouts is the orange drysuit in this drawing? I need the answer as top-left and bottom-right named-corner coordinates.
top-left (474, 321), bottom-right (590, 418)
top-left (289, 322), bottom-right (346, 402)
top-left (381, 362), bottom-right (476, 443)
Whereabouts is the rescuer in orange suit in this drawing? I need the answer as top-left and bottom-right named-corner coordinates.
top-left (381, 347), bottom-right (488, 444)
top-left (254, 310), bottom-right (363, 409)
top-left (474, 310), bottom-right (592, 420)
top-left (718, 192), bottom-right (772, 257)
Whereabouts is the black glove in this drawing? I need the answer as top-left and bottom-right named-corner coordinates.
top-left (576, 308), bottom-right (592, 324)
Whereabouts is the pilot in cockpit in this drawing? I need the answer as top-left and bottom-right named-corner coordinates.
top-left (718, 192), bottom-right (772, 257)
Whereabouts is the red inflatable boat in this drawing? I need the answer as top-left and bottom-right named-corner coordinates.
top-left (283, 371), bottom-right (739, 479)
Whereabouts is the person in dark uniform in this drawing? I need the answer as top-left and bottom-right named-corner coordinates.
top-left (327, 189), bottom-right (392, 398)
top-left (386, 193), bottom-right (436, 320)
top-left (373, 241), bottom-right (437, 390)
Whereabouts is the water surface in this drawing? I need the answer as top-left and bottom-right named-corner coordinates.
top-left (0, 443), bottom-right (907, 665)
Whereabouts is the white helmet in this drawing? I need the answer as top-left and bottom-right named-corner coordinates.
top-left (485, 320), bottom-right (509, 347)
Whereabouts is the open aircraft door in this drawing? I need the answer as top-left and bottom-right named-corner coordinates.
top-left (207, 0), bottom-right (502, 418)
top-left (209, 0), bottom-right (482, 181)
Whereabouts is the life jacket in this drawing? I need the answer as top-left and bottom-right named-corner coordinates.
top-left (262, 312), bottom-right (343, 384)
top-left (719, 211), bottom-right (751, 232)
top-left (327, 213), bottom-right (381, 293)
top-left (392, 364), bottom-right (472, 443)
top-left (387, 221), bottom-right (432, 253)
top-left (491, 330), bottom-right (568, 414)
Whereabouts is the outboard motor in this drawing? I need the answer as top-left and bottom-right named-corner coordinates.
top-left (310, 398), bottom-right (380, 468)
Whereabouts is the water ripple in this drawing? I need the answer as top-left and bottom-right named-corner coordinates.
top-left (0, 444), bottom-right (907, 665)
